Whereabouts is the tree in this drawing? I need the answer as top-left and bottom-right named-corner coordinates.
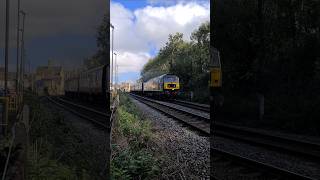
top-left (141, 22), bottom-right (211, 102)
top-left (214, 0), bottom-right (320, 132)
top-left (83, 14), bottom-right (109, 69)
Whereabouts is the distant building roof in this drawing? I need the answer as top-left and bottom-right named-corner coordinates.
top-left (36, 66), bottom-right (62, 75)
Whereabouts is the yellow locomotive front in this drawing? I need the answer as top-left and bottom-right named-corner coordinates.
top-left (163, 74), bottom-right (180, 97)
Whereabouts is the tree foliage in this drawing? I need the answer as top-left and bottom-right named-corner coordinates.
top-left (83, 14), bottom-right (109, 69)
top-left (214, 0), bottom-right (320, 134)
top-left (141, 22), bottom-right (210, 102)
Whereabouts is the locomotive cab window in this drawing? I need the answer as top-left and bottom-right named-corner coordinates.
top-left (164, 76), bottom-right (179, 83)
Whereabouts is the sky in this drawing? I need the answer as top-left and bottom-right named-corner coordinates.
top-left (111, 0), bottom-right (210, 83)
top-left (0, 0), bottom-right (209, 84)
top-left (0, 0), bottom-right (107, 72)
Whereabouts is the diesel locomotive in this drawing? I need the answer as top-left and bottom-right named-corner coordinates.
top-left (131, 74), bottom-right (180, 99)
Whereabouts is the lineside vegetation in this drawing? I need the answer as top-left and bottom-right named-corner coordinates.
top-left (214, 0), bottom-right (320, 135)
top-left (111, 93), bottom-right (160, 180)
top-left (26, 94), bottom-right (104, 179)
top-left (141, 22), bottom-right (210, 103)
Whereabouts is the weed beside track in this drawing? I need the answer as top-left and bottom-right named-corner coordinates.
top-left (111, 93), bottom-right (160, 180)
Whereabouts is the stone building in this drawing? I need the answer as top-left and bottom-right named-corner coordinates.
top-left (119, 82), bottom-right (131, 92)
top-left (35, 61), bottom-right (64, 95)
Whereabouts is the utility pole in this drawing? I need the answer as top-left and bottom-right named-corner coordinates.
top-left (116, 64), bottom-right (119, 90)
top-left (4, 0), bottom-right (10, 96)
top-left (16, 0), bottom-right (21, 94)
top-left (20, 11), bottom-right (26, 102)
top-left (110, 23), bottom-right (114, 92)
top-left (113, 52), bottom-right (117, 91)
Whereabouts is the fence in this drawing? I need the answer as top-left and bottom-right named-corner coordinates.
top-left (0, 97), bottom-right (9, 135)
top-left (0, 94), bottom-right (23, 136)
top-left (1, 105), bottom-right (28, 180)
top-left (101, 94), bottom-right (119, 178)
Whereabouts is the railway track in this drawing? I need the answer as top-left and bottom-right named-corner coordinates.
top-left (164, 97), bottom-right (320, 161)
top-left (46, 96), bottom-right (109, 129)
top-left (130, 93), bottom-right (210, 135)
top-left (212, 148), bottom-right (316, 180)
top-left (171, 99), bottom-right (210, 112)
top-left (214, 122), bottom-right (320, 161)
top-left (130, 93), bottom-right (318, 180)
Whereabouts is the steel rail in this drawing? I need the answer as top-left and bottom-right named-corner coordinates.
top-left (130, 93), bottom-right (210, 135)
top-left (131, 94), bottom-right (320, 160)
top-left (131, 93), bottom-right (209, 121)
top-left (130, 93), bottom-right (318, 180)
top-left (214, 122), bottom-right (320, 161)
top-left (212, 148), bottom-right (316, 180)
top-left (171, 99), bottom-right (210, 112)
top-left (56, 97), bottom-right (107, 116)
top-left (46, 96), bottom-right (108, 129)
top-left (141, 94), bottom-right (320, 160)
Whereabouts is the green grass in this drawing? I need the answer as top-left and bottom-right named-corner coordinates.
top-left (25, 94), bottom-right (99, 179)
top-left (27, 139), bottom-right (78, 180)
top-left (111, 93), bottom-right (159, 180)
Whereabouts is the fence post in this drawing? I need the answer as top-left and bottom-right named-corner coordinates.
top-left (0, 97), bottom-right (9, 136)
top-left (14, 105), bottom-right (29, 179)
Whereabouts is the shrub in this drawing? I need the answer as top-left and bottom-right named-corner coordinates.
top-left (111, 93), bottom-right (159, 179)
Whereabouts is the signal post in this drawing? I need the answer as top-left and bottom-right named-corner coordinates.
top-left (210, 47), bottom-right (222, 178)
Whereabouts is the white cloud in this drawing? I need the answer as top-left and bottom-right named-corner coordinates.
top-left (134, 2), bottom-right (209, 48)
top-left (110, 1), bottom-right (209, 81)
top-left (111, 3), bottom-right (149, 53)
top-left (112, 51), bottom-right (150, 73)
top-left (146, 0), bottom-right (209, 6)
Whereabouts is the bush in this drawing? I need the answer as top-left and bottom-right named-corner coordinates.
top-left (27, 140), bottom-right (77, 180)
top-left (111, 93), bottom-right (159, 179)
top-left (25, 94), bottom-right (97, 179)
top-left (111, 146), bottom-right (159, 180)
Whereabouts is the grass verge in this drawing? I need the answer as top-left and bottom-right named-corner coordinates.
top-left (25, 94), bottom-right (103, 179)
top-left (111, 93), bottom-right (160, 180)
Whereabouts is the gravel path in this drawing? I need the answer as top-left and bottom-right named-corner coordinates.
top-left (130, 97), bottom-right (210, 180)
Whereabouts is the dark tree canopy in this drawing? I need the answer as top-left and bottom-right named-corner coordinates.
top-left (83, 14), bottom-right (110, 69)
top-left (214, 0), bottom-right (320, 134)
top-left (141, 22), bottom-right (210, 102)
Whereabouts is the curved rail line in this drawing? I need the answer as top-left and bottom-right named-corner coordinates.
top-left (171, 99), bottom-right (210, 112)
top-left (130, 93), bottom-right (317, 180)
top-left (212, 148), bottom-right (316, 180)
top-left (46, 96), bottom-right (109, 129)
top-left (130, 93), bottom-right (210, 135)
top-left (163, 97), bottom-right (320, 161)
top-left (214, 122), bottom-right (320, 161)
